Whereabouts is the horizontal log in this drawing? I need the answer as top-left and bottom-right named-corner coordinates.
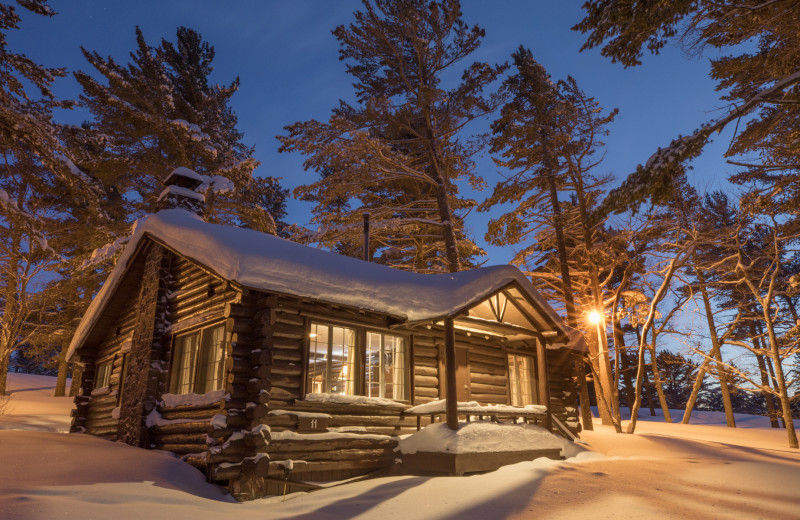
top-left (271, 365), bottom-right (302, 377)
top-left (272, 350), bottom-right (302, 363)
top-left (413, 387), bottom-right (440, 399)
top-left (85, 417), bottom-right (119, 430)
top-left (153, 443), bottom-right (209, 454)
top-left (470, 373), bottom-right (508, 387)
top-left (224, 303), bottom-right (252, 318)
top-left (269, 438), bottom-right (397, 453)
top-left (159, 408), bottom-right (220, 421)
top-left (211, 463), bottom-right (242, 481)
top-left (273, 313), bottom-right (304, 327)
top-left (157, 401), bottom-right (225, 413)
top-left (267, 448), bottom-right (389, 463)
top-left (413, 365), bottom-right (438, 377)
top-left (412, 345), bottom-right (438, 358)
top-left (326, 415), bottom-right (417, 428)
top-left (469, 352), bottom-right (506, 367)
top-left (267, 458), bottom-right (391, 476)
top-left (470, 382), bottom-right (508, 395)
top-left (269, 387), bottom-right (298, 401)
top-left (270, 374), bottom-right (301, 390)
top-left (414, 375), bottom-right (438, 388)
top-left (151, 421), bottom-right (211, 435)
top-left (469, 393), bottom-right (508, 405)
top-left (153, 433), bottom-right (208, 446)
top-left (470, 363), bottom-right (507, 376)
top-left (226, 317), bottom-right (253, 335)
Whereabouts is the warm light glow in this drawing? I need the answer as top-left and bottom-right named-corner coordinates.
top-left (588, 310), bottom-right (602, 324)
top-left (309, 333), bottom-right (318, 338)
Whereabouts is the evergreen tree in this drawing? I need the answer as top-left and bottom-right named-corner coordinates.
top-left (0, 1), bottom-right (104, 394)
top-left (280, 0), bottom-right (505, 272)
top-left (74, 26), bottom-right (286, 232)
top-left (575, 1), bottom-right (800, 215)
top-left (482, 46), bottom-right (623, 430)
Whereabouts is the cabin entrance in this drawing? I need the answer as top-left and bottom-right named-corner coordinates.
top-left (455, 346), bottom-right (470, 401)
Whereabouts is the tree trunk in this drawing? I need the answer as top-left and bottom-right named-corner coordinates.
top-left (575, 355), bottom-right (593, 430)
top-left (757, 320), bottom-right (786, 429)
top-left (54, 347), bottom-right (69, 397)
top-left (647, 343), bottom-right (672, 423)
top-left (695, 267), bottom-right (735, 427)
top-left (749, 320), bottom-right (779, 428)
top-left (0, 352), bottom-right (9, 396)
top-left (614, 318), bottom-right (636, 409)
top-left (682, 357), bottom-right (709, 424)
top-left (634, 326), bottom-right (656, 416)
top-left (69, 364), bottom-right (83, 397)
top-left (761, 315), bottom-right (798, 448)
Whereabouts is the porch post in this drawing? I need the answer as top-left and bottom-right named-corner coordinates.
top-left (444, 317), bottom-right (458, 430)
top-left (536, 338), bottom-right (552, 431)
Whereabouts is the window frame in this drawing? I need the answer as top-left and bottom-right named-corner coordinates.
top-left (168, 321), bottom-right (227, 395)
top-left (95, 357), bottom-right (113, 389)
top-left (506, 350), bottom-right (540, 407)
top-left (305, 320), bottom-right (411, 403)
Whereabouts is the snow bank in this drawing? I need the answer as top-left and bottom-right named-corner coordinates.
top-left (304, 392), bottom-right (407, 408)
top-left (67, 208), bottom-right (569, 360)
top-left (397, 421), bottom-right (564, 454)
top-left (405, 399), bottom-right (546, 415)
top-left (0, 373), bottom-right (73, 433)
top-left (160, 389), bottom-right (228, 408)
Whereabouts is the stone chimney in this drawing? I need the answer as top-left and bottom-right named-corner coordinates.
top-left (156, 167), bottom-right (205, 217)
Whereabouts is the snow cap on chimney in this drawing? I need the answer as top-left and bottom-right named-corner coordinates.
top-left (157, 167), bottom-right (205, 216)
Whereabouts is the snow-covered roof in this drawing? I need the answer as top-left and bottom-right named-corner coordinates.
top-left (67, 209), bottom-right (572, 360)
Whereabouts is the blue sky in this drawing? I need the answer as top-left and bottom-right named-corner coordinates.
top-left (13, 0), bottom-right (739, 265)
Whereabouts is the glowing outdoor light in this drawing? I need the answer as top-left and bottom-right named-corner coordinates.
top-left (588, 310), bottom-right (602, 324)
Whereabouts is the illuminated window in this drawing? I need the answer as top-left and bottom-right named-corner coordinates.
top-left (307, 323), bottom-right (409, 401)
top-left (366, 332), bottom-right (407, 400)
top-left (307, 323), bottom-right (357, 395)
top-left (95, 358), bottom-right (112, 388)
top-left (169, 323), bottom-right (226, 394)
top-left (508, 353), bottom-right (539, 406)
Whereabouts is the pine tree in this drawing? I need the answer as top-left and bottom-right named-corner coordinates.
top-left (0, 1), bottom-right (105, 394)
top-left (575, 1), bottom-right (800, 214)
top-left (482, 47), bottom-right (623, 430)
top-left (74, 26), bottom-right (286, 230)
top-left (280, 0), bottom-right (505, 272)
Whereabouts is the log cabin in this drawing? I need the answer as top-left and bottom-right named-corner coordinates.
top-left (66, 168), bottom-right (586, 499)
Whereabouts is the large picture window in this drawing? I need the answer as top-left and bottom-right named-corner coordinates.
top-left (307, 322), bottom-right (408, 401)
top-left (508, 353), bottom-right (539, 406)
top-left (366, 332), bottom-right (407, 400)
top-left (169, 323), bottom-right (226, 394)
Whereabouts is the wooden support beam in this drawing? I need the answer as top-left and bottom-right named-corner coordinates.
top-left (444, 317), bottom-right (458, 430)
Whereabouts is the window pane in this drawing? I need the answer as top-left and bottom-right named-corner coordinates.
top-left (366, 332), bottom-right (407, 400)
top-left (366, 332), bottom-right (381, 398)
top-left (508, 354), bottom-right (538, 406)
top-left (329, 326), bottom-right (356, 395)
top-left (96, 360), bottom-right (111, 388)
top-left (171, 332), bottom-right (199, 394)
top-left (196, 325), bottom-right (225, 394)
top-left (386, 336), bottom-right (407, 400)
top-left (307, 323), bottom-right (329, 394)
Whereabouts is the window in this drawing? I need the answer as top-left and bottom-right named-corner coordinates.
top-left (169, 323), bottom-right (226, 394)
top-left (307, 322), bottom-right (409, 401)
top-left (508, 353), bottom-right (539, 406)
top-left (95, 358), bottom-right (112, 388)
top-left (307, 323), bottom-right (357, 395)
top-left (366, 332), bottom-right (407, 400)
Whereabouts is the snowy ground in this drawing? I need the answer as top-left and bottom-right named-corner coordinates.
top-left (2, 373), bottom-right (800, 519)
